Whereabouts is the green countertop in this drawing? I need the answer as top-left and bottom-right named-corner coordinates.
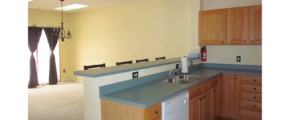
top-left (100, 68), bottom-right (261, 108)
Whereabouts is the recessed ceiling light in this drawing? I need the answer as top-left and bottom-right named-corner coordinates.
top-left (55, 4), bottom-right (88, 11)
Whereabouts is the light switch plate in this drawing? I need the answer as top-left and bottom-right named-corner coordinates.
top-left (237, 56), bottom-right (241, 62)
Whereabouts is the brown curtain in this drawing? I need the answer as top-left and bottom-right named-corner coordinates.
top-left (44, 28), bottom-right (60, 85)
top-left (28, 27), bottom-right (42, 88)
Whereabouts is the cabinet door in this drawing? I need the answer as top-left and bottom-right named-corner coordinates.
top-left (199, 9), bottom-right (227, 45)
top-left (218, 75), bottom-right (223, 115)
top-left (189, 95), bottom-right (201, 120)
top-left (223, 75), bottom-right (240, 114)
top-left (201, 89), bottom-right (211, 120)
top-left (227, 7), bottom-right (249, 45)
top-left (211, 86), bottom-right (221, 120)
top-left (249, 5), bottom-right (262, 45)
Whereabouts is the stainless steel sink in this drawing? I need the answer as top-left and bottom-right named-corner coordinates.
top-left (176, 74), bottom-right (204, 80)
top-left (160, 77), bottom-right (193, 84)
top-left (159, 74), bottom-right (204, 85)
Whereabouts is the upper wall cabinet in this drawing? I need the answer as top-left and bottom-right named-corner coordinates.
top-left (199, 9), bottom-right (227, 45)
top-left (227, 7), bottom-right (249, 45)
top-left (199, 5), bottom-right (262, 45)
top-left (249, 5), bottom-right (262, 45)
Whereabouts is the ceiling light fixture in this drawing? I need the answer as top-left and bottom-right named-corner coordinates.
top-left (59, 0), bottom-right (72, 41)
top-left (55, 4), bottom-right (88, 11)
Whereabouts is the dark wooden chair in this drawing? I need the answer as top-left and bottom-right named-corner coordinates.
top-left (136, 58), bottom-right (149, 63)
top-left (156, 56), bottom-right (166, 61)
top-left (116, 60), bottom-right (133, 66)
top-left (84, 63), bottom-right (106, 70)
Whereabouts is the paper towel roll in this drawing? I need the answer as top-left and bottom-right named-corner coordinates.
top-left (181, 57), bottom-right (188, 74)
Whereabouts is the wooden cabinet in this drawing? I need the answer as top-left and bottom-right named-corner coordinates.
top-left (199, 5), bottom-right (262, 45)
top-left (240, 75), bottom-right (262, 85)
top-left (218, 75), bottom-right (223, 115)
top-left (188, 75), bottom-right (223, 120)
top-left (189, 95), bottom-right (201, 120)
top-left (145, 102), bottom-right (162, 120)
top-left (211, 85), bottom-right (221, 120)
top-left (249, 5), bottom-right (262, 45)
top-left (201, 89), bottom-right (211, 120)
top-left (227, 7), bottom-right (249, 45)
top-left (239, 75), bottom-right (262, 119)
top-left (101, 99), bottom-right (161, 120)
top-left (199, 9), bottom-right (227, 45)
top-left (222, 74), bottom-right (240, 114)
top-left (220, 75), bottom-right (262, 120)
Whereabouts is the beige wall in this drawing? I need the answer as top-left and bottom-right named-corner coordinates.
top-left (202, 0), bottom-right (262, 10)
top-left (201, 0), bottom-right (262, 65)
top-left (68, 0), bottom-right (200, 80)
top-left (28, 9), bottom-right (72, 80)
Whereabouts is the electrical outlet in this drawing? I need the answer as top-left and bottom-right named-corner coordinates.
top-left (132, 71), bottom-right (139, 78)
top-left (237, 56), bottom-right (241, 62)
top-left (176, 64), bottom-right (180, 69)
top-left (63, 69), bottom-right (66, 73)
top-left (190, 61), bottom-right (193, 66)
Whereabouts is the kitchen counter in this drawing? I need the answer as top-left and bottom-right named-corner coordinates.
top-left (100, 68), bottom-right (261, 108)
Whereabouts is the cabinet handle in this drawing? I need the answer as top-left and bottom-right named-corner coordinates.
top-left (200, 98), bottom-right (202, 101)
top-left (254, 96), bottom-right (256, 99)
top-left (244, 40), bottom-right (247, 43)
top-left (213, 90), bottom-right (215, 93)
top-left (234, 77), bottom-right (237, 80)
top-left (155, 111), bottom-right (158, 114)
top-left (203, 96), bottom-right (205, 99)
top-left (253, 105), bottom-right (256, 107)
top-left (251, 40), bottom-right (254, 43)
top-left (254, 88), bottom-right (257, 90)
top-left (254, 79), bottom-right (257, 82)
top-left (215, 81), bottom-right (217, 82)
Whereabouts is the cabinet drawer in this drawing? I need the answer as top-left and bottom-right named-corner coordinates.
top-left (240, 75), bottom-right (262, 85)
top-left (188, 84), bottom-right (201, 99)
top-left (211, 77), bottom-right (218, 87)
top-left (240, 109), bottom-right (262, 118)
top-left (240, 92), bottom-right (262, 103)
top-left (201, 80), bottom-right (212, 93)
top-left (240, 101), bottom-right (262, 112)
top-left (240, 84), bottom-right (262, 93)
top-left (145, 103), bottom-right (161, 120)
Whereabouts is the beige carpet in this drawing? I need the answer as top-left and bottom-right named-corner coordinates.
top-left (28, 82), bottom-right (84, 120)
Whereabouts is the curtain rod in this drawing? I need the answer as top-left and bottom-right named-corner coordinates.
top-left (28, 24), bottom-right (60, 28)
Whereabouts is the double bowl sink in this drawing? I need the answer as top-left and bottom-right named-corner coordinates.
top-left (158, 74), bottom-right (204, 85)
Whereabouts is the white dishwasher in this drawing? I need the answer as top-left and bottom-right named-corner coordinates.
top-left (162, 91), bottom-right (189, 120)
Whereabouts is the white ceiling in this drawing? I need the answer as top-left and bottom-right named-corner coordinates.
top-left (28, 0), bottom-right (145, 12)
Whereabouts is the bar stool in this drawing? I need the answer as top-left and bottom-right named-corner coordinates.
top-left (136, 58), bottom-right (149, 63)
top-left (156, 56), bottom-right (166, 61)
top-left (84, 63), bottom-right (106, 70)
top-left (116, 60), bottom-right (133, 66)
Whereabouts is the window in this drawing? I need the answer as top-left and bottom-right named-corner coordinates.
top-left (35, 30), bottom-right (60, 85)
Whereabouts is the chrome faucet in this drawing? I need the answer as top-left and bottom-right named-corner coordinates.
top-left (169, 68), bottom-right (182, 77)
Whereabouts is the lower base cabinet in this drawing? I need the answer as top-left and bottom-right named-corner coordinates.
top-left (221, 74), bottom-right (262, 120)
top-left (189, 95), bottom-right (201, 120)
top-left (188, 75), bottom-right (222, 120)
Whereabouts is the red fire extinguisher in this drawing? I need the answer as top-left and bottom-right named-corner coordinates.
top-left (201, 46), bottom-right (207, 62)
